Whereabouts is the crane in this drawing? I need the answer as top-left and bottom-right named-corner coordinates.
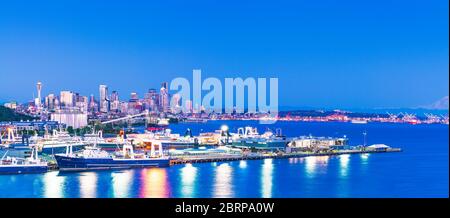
top-left (386, 112), bottom-right (398, 121)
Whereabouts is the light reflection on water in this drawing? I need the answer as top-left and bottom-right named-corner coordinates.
top-left (213, 163), bottom-right (233, 198)
top-left (43, 171), bottom-right (65, 198)
top-left (360, 153), bottom-right (370, 163)
top-left (304, 156), bottom-right (329, 178)
top-left (261, 159), bottom-right (274, 198)
top-left (79, 172), bottom-right (97, 198)
top-left (180, 164), bottom-right (197, 197)
top-left (112, 170), bottom-right (134, 198)
top-left (139, 168), bottom-right (170, 198)
top-left (239, 160), bottom-right (247, 169)
top-left (339, 154), bottom-right (351, 177)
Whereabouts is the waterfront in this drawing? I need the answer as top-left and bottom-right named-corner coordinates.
top-left (0, 121), bottom-right (448, 198)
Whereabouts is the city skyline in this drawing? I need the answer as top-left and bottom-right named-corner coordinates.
top-left (0, 0), bottom-right (448, 109)
top-left (1, 79), bottom-right (448, 111)
top-left (0, 80), bottom-right (449, 114)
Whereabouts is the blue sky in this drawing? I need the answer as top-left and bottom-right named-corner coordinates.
top-left (0, 0), bottom-right (448, 109)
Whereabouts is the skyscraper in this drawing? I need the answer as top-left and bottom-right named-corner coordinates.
top-left (99, 85), bottom-right (109, 113)
top-left (60, 91), bottom-right (75, 108)
top-left (160, 83), bottom-right (170, 113)
top-left (185, 100), bottom-right (193, 114)
top-left (75, 95), bottom-right (88, 112)
top-left (128, 92), bottom-right (142, 114)
top-left (88, 94), bottom-right (98, 113)
top-left (110, 91), bottom-right (120, 112)
top-left (161, 82), bottom-right (168, 90)
top-left (146, 88), bottom-right (159, 112)
top-left (45, 94), bottom-right (56, 110)
top-left (36, 81), bottom-right (42, 111)
top-left (171, 93), bottom-right (181, 114)
top-left (110, 91), bottom-right (119, 102)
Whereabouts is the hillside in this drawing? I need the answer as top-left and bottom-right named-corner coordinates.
top-left (0, 106), bottom-right (36, 121)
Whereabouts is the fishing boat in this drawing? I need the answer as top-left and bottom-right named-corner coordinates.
top-left (54, 138), bottom-right (170, 171)
top-left (0, 145), bottom-right (48, 174)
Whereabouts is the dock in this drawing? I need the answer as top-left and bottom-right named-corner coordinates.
top-left (26, 148), bottom-right (403, 172)
top-left (169, 148), bottom-right (402, 165)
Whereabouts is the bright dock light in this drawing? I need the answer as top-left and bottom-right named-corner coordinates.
top-left (220, 125), bottom-right (229, 132)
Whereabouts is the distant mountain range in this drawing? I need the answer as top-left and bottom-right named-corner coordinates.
top-left (422, 96), bottom-right (449, 110)
top-left (280, 96), bottom-right (449, 116)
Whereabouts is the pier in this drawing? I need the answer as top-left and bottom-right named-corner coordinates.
top-left (40, 148), bottom-right (402, 171)
top-left (169, 148), bottom-right (402, 165)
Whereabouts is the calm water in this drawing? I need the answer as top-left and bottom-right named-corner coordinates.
top-left (0, 121), bottom-right (448, 198)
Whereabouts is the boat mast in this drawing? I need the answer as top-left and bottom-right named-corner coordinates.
top-left (363, 131), bottom-right (367, 147)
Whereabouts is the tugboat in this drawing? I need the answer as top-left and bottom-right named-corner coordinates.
top-left (0, 145), bottom-right (49, 174)
top-left (54, 134), bottom-right (170, 171)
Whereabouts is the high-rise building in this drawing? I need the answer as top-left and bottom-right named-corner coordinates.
top-left (145, 88), bottom-right (159, 112)
top-left (110, 91), bottom-right (120, 112)
top-left (54, 98), bottom-right (60, 109)
top-left (88, 94), bottom-right (98, 113)
top-left (36, 81), bottom-right (42, 110)
top-left (110, 91), bottom-right (119, 102)
top-left (75, 95), bottom-right (88, 112)
top-left (45, 94), bottom-right (56, 110)
top-left (99, 85), bottom-right (109, 113)
top-left (60, 91), bottom-right (75, 108)
top-left (128, 93), bottom-right (142, 115)
top-left (171, 93), bottom-right (181, 114)
top-left (160, 83), bottom-right (170, 113)
top-left (185, 100), bottom-right (193, 114)
top-left (161, 82), bottom-right (168, 90)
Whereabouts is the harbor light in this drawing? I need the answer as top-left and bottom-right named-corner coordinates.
top-left (220, 125), bottom-right (229, 132)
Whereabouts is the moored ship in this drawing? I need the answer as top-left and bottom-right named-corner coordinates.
top-left (54, 139), bottom-right (170, 171)
top-left (35, 129), bottom-right (86, 155)
top-left (231, 127), bottom-right (288, 150)
top-left (83, 130), bottom-right (123, 151)
top-left (0, 145), bottom-right (48, 174)
top-left (139, 128), bottom-right (199, 149)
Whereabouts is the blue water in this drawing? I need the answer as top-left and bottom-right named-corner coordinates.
top-left (0, 121), bottom-right (448, 198)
